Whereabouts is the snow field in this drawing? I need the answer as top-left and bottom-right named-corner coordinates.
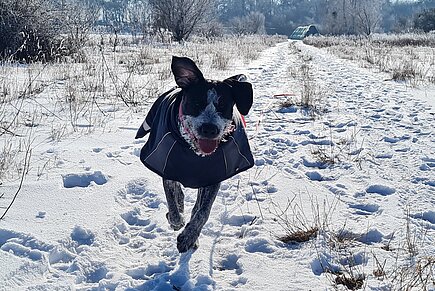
top-left (0, 38), bottom-right (434, 290)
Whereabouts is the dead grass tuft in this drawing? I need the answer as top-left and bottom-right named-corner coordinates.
top-left (304, 33), bottom-right (435, 85)
top-left (279, 227), bottom-right (319, 244)
top-left (335, 273), bottom-right (365, 290)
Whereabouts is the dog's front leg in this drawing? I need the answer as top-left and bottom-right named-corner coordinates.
top-left (163, 179), bottom-right (185, 231)
top-left (177, 183), bottom-right (220, 253)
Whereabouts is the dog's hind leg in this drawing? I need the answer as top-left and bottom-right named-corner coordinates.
top-left (163, 179), bottom-right (185, 231)
top-left (176, 183), bottom-right (220, 253)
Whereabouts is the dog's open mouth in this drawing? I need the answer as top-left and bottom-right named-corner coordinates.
top-left (179, 113), bottom-right (234, 156)
top-left (197, 138), bottom-right (219, 155)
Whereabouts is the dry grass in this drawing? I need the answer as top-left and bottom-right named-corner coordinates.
top-left (303, 33), bottom-right (435, 85)
top-left (270, 193), bottom-right (337, 246)
top-left (335, 273), bottom-right (365, 290)
top-left (0, 33), bottom-right (286, 184)
top-left (279, 226), bottom-right (319, 244)
top-left (280, 43), bottom-right (329, 118)
top-left (309, 126), bottom-right (367, 169)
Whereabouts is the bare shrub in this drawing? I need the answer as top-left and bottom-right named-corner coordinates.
top-left (149, 0), bottom-right (214, 42)
top-left (281, 47), bottom-right (328, 118)
top-left (279, 227), bottom-right (319, 244)
top-left (391, 62), bottom-right (417, 81)
top-left (335, 273), bottom-right (365, 290)
top-left (0, 133), bottom-right (32, 220)
top-left (391, 257), bottom-right (435, 290)
top-left (197, 20), bottom-right (225, 39)
top-left (271, 194), bottom-right (336, 245)
top-left (0, 0), bottom-right (62, 62)
top-left (310, 126), bottom-right (367, 168)
top-left (230, 12), bottom-right (266, 35)
top-left (58, 0), bottom-right (100, 62)
top-left (211, 51), bottom-right (231, 70)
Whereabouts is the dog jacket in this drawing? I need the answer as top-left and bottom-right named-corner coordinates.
top-left (136, 89), bottom-right (254, 188)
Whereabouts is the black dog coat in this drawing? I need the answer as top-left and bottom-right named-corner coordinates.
top-left (136, 88), bottom-right (254, 188)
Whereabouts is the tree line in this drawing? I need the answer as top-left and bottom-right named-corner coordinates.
top-left (1, 0), bottom-right (434, 61)
top-left (88, 0), bottom-right (435, 38)
top-left (96, 0), bottom-right (435, 37)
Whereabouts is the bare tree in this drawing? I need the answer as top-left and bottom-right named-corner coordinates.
top-left (323, 0), bottom-right (385, 36)
top-left (0, 0), bottom-right (61, 62)
top-left (126, 0), bottom-right (153, 38)
top-left (352, 0), bottom-right (385, 36)
top-left (149, 0), bottom-right (215, 42)
top-left (230, 11), bottom-right (266, 35)
top-left (59, 0), bottom-right (100, 55)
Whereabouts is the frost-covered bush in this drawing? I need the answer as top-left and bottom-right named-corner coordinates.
top-left (0, 0), bottom-right (62, 62)
top-left (414, 8), bottom-right (435, 33)
top-left (230, 12), bottom-right (266, 35)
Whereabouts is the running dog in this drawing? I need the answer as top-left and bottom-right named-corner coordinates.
top-left (136, 56), bottom-right (254, 252)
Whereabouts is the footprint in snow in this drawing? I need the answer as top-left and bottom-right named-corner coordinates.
top-left (411, 210), bottom-right (435, 226)
top-left (119, 209), bottom-right (158, 239)
top-left (130, 250), bottom-right (215, 291)
top-left (217, 254), bottom-right (243, 275)
top-left (248, 181), bottom-right (278, 201)
top-left (0, 229), bottom-right (52, 261)
top-left (420, 157), bottom-right (435, 171)
top-left (62, 171), bottom-right (108, 188)
top-left (105, 151), bottom-right (122, 158)
top-left (366, 184), bottom-right (396, 196)
top-left (223, 214), bottom-right (257, 227)
top-left (121, 209), bottom-right (151, 227)
top-left (301, 157), bottom-right (328, 169)
top-left (335, 228), bottom-right (386, 245)
top-left (411, 177), bottom-right (435, 187)
top-left (125, 261), bottom-right (173, 280)
top-left (114, 180), bottom-right (167, 248)
top-left (305, 171), bottom-right (335, 182)
top-left (0, 228), bottom-right (102, 284)
top-left (359, 229), bottom-right (385, 244)
top-left (326, 184), bottom-right (348, 196)
top-left (67, 258), bottom-right (109, 284)
top-left (349, 203), bottom-right (380, 216)
top-left (118, 178), bottom-right (162, 208)
top-left (382, 134), bottom-right (410, 144)
top-left (92, 147), bottom-right (103, 153)
top-left (71, 225), bottom-right (95, 246)
top-left (375, 153), bottom-right (393, 159)
top-left (213, 252), bottom-right (246, 287)
top-left (244, 237), bottom-right (276, 254)
top-left (339, 251), bottom-right (368, 267)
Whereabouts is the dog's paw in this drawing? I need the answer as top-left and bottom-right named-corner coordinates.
top-left (166, 212), bottom-right (185, 231)
top-left (177, 230), bottom-right (199, 253)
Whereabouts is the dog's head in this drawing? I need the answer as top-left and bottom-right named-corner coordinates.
top-left (172, 56), bottom-right (253, 156)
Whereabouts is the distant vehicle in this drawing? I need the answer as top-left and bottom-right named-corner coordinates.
top-left (289, 25), bottom-right (320, 40)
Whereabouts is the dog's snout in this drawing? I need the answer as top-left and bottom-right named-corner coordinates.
top-left (198, 123), bottom-right (219, 139)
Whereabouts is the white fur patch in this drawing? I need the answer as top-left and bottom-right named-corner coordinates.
top-left (207, 88), bottom-right (219, 104)
top-left (178, 88), bottom-right (235, 156)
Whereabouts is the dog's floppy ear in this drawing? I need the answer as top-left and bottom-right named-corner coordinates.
top-left (171, 56), bottom-right (205, 88)
top-left (224, 74), bottom-right (253, 115)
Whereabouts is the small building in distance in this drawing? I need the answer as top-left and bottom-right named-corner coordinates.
top-left (289, 25), bottom-right (320, 40)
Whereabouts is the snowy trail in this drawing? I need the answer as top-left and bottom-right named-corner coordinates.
top-left (298, 43), bottom-right (435, 221)
top-left (0, 40), bottom-right (434, 290)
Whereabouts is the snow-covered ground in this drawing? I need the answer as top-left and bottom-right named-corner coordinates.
top-left (0, 40), bottom-right (434, 290)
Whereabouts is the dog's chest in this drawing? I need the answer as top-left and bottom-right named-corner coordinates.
top-left (137, 92), bottom-right (254, 188)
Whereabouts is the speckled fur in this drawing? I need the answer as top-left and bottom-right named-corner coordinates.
top-left (179, 88), bottom-right (233, 156)
top-left (163, 179), bottom-right (220, 252)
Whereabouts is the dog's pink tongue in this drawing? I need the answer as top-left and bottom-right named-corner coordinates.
top-left (198, 139), bottom-right (218, 154)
